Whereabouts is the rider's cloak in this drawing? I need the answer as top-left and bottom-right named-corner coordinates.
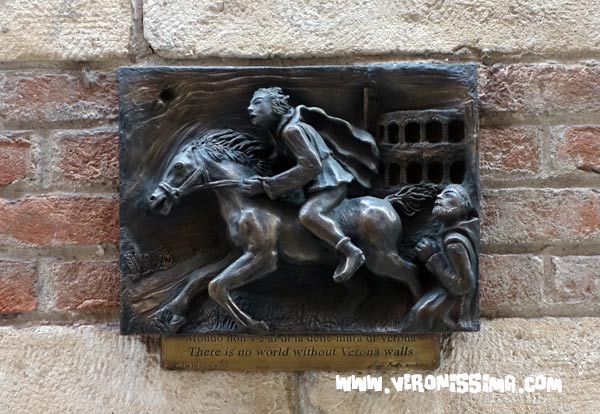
top-left (290, 105), bottom-right (380, 189)
top-left (263, 105), bottom-right (380, 199)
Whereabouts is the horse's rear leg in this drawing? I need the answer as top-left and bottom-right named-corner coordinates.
top-left (208, 250), bottom-right (277, 333)
top-left (365, 251), bottom-right (422, 300)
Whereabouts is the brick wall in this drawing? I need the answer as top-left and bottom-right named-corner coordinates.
top-left (0, 1), bottom-right (598, 413)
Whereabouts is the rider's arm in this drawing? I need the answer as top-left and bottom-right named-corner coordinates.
top-left (263, 124), bottom-right (322, 199)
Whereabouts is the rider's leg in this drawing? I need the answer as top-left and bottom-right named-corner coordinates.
top-left (298, 185), bottom-right (365, 282)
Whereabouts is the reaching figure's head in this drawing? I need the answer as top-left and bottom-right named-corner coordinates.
top-left (432, 184), bottom-right (473, 224)
top-left (247, 87), bottom-right (291, 129)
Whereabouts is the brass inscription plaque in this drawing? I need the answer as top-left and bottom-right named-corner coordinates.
top-left (161, 335), bottom-right (440, 371)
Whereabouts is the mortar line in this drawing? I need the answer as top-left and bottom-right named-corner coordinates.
top-left (1, 53), bottom-right (600, 71)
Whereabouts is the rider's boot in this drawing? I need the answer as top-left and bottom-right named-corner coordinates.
top-left (333, 237), bottom-right (366, 283)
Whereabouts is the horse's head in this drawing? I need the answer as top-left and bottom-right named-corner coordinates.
top-left (148, 144), bottom-right (208, 215)
top-left (148, 129), bottom-right (272, 215)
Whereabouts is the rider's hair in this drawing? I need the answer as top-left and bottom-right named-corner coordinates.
top-left (253, 87), bottom-right (291, 115)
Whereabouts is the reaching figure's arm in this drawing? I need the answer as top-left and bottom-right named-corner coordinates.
top-left (263, 125), bottom-right (322, 199)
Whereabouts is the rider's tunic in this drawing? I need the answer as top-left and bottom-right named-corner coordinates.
top-left (263, 106), bottom-right (377, 199)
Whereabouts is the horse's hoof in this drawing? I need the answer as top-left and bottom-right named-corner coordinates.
top-left (150, 316), bottom-right (169, 333)
top-left (169, 314), bottom-right (186, 332)
top-left (151, 306), bottom-right (186, 334)
top-left (248, 320), bottom-right (269, 334)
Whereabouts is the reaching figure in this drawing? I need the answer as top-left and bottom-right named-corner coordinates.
top-left (241, 87), bottom-right (379, 283)
top-left (404, 184), bottom-right (479, 330)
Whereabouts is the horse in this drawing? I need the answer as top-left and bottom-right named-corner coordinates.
top-left (147, 129), bottom-right (436, 333)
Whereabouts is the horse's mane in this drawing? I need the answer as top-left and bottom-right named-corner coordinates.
top-left (190, 129), bottom-right (272, 176)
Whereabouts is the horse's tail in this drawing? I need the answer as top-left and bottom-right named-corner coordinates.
top-left (385, 183), bottom-right (440, 216)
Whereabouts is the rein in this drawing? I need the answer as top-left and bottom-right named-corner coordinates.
top-left (158, 180), bottom-right (241, 201)
top-left (191, 179), bottom-right (241, 191)
top-left (157, 144), bottom-right (266, 203)
top-left (158, 179), bottom-right (240, 202)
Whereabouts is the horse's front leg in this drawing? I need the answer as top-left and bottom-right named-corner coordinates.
top-left (208, 249), bottom-right (278, 334)
top-left (153, 251), bottom-right (237, 333)
top-left (168, 252), bottom-right (238, 314)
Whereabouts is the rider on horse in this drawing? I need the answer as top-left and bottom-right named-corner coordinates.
top-left (241, 87), bottom-right (380, 283)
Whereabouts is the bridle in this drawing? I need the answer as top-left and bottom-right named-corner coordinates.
top-left (157, 148), bottom-right (240, 203)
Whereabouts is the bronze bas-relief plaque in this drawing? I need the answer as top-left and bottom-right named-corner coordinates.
top-left (118, 65), bottom-right (479, 369)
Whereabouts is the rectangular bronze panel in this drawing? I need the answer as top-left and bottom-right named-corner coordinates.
top-left (162, 334), bottom-right (440, 371)
top-left (119, 65), bottom-right (480, 339)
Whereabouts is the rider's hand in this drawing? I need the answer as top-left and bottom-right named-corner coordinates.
top-left (415, 239), bottom-right (437, 262)
top-left (240, 177), bottom-right (265, 196)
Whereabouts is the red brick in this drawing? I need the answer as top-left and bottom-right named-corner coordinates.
top-left (0, 131), bottom-right (36, 186)
top-left (479, 64), bottom-right (600, 115)
top-left (552, 126), bottom-right (600, 175)
top-left (0, 260), bottom-right (37, 313)
top-left (550, 256), bottom-right (600, 303)
top-left (48, 260), bottom-right (119, 310)
top-left (52, 129), bottom-right (118, 185)
top-left (482, 189), bottom-right (600, 245)
top-left (0, 196), bottom-right (118, 246)
top-left (480, 126), bottom-right (541, 177)
top-left (480, 254), bottom-right (544, 315)
top-left (0, 71), bottom-right (117, 125)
